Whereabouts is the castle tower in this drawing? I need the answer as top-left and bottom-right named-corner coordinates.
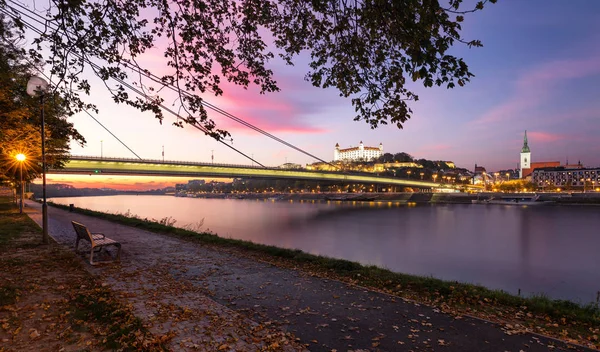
top-left (519, 130), bottom-right (531, 178)
top-left (334, 143), bottom-right (340, 161)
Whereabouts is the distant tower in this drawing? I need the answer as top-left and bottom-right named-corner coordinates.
top-left (519, 130), bottom-right (531, 178)
top-left (334, 143), bottom-right (340, 161)
top-left (379, 142), bottom-right (383, 152)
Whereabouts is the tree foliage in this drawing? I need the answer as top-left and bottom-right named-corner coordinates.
top-left (0, 0), bottom-right (496, 139)
top-left (0, 16), bottom-right (84, 185)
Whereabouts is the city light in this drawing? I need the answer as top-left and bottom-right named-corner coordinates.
top-left (15, 153), bottom-right (26, 213)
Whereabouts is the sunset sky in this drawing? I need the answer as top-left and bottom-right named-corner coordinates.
top-left (39, 1), bottom-right (600, 190)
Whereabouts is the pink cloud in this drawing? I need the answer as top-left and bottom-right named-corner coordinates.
top-left (117, 31), bottom-right (336, 136)
top-left (418, 144), bottom-right (452, 152)
top-left (206, 80), bottom-right (330, 135)
top-left (527, 131), bottom-right (567, 143)
top-left (412, 144), bottom-right (453, 159)
top-left (473, 55), bottom-right (600, 125)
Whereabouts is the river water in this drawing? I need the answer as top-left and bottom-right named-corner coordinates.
top-left (49, 195), bottom-right (600, 303)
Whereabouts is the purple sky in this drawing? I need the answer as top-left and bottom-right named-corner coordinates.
top-left (63, 1), bottom-right (600, 172)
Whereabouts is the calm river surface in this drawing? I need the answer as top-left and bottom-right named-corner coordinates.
top-left (49, 195), bottom-right (600, 303)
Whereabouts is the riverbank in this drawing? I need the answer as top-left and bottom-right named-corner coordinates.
top-left (46, 200), bottom-right (600, 350)
top-left (0, 197), bottom-right (169, 351)
top-left (175, 191), bottom-right (600, 205)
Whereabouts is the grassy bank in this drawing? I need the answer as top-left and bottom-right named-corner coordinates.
top-left (48, 201), bottom-right (600, 348)
top-left (0, 197), bottom-right (168, 351)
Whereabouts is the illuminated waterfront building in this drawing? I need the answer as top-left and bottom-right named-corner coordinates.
top-left (532, 166), bottom-right (600, 190)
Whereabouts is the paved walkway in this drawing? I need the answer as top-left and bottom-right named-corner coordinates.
top-left (25, 200), bottom-right (591, 351)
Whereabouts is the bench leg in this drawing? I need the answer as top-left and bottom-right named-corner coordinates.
top-left (90, 247), bottom-right (96, 265)
top-left (115, 243), bottom-right (121, 261)
top-left (75, 237), bottom-right (80, 253)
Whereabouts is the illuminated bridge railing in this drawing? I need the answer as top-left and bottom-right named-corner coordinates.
top-left (69, 155), bottom-right (277, 170)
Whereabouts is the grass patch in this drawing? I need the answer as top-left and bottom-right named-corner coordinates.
top-left (0, 197), bottom-right (40, 248)
top-left (50, 201), bottom-right (600, 331)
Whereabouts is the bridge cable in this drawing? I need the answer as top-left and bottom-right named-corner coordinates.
top-left (4, 1), bottom-right (338, 169)
top-left (1, 8), bottom-right (142, 160)
top-left (1, 4), bottom-right (267, 167)
top-left (3, 2), bottom-right (265, 167)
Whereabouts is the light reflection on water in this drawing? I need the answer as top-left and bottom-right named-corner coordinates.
top-left (50, 195), bottom-right (600, 303)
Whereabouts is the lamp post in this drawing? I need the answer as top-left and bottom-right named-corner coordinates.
top-left (27, 76), bottom-right (49, 244)
top-left (16, 154), bottom-right (26, 213)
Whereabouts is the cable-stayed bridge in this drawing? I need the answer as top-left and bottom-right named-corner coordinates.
top-left (5, 4), bottom-right (483, 192)
top-left (50, 156), bottom-right (482, 190)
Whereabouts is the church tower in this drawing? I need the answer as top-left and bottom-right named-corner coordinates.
top-left (519, 130), bottom-right (531, 178)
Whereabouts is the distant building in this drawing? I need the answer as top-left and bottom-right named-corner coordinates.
top-left (280, 163), bottom-right (302, 169)
top-left (518, 131), bottom-right (561, 178)
top-left (473, 164), bottom-right (488, 184)
top-left (564, 162), bottom-right (584, 169)
top-left (474, 164), bottom-right (487, 175)
top-left (522, 161), bottom-right (561, 178)
top-left (334, 141), bottom-right (383, 162)
top-left (188, 179), bottom-right (205, 187)
top-left (306, 162), bottom-right (339, 172)
top-left (532, 166), bottom-right (600, 189)
top-left (373, 162), bottom-right (422, 172)
top-left (519, 131), bottom-right (531, 178)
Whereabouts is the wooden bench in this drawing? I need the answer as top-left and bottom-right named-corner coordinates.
top-left (72, 221), bottom-right (121, 265)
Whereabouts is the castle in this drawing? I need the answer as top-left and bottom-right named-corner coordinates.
top-left (334, 141), bottom-right (383, 162)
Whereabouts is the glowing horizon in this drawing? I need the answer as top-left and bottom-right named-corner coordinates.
top-left (41, 174), bottom-right (231, 191)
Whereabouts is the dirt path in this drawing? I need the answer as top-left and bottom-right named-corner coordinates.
top-left (25, 200), bottom-right (593, 351)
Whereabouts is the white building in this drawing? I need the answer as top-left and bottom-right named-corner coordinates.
top-left (519, 130), bottom-right (531, 178)
top-left (334, 141), bottom-right (383, 162)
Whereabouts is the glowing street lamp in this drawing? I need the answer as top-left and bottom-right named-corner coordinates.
top-left (27, 76), bottom-right (49, 244)
top-left (16, 154), bottom-right (26, 214)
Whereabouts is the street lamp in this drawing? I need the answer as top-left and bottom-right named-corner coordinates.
top-left (16, 153), bottom-right (26, 213)
top-left (27, 76), bottom-right (49, 244)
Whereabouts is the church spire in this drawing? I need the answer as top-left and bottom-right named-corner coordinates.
top-left (521, 130), bottom-right (530, 153)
